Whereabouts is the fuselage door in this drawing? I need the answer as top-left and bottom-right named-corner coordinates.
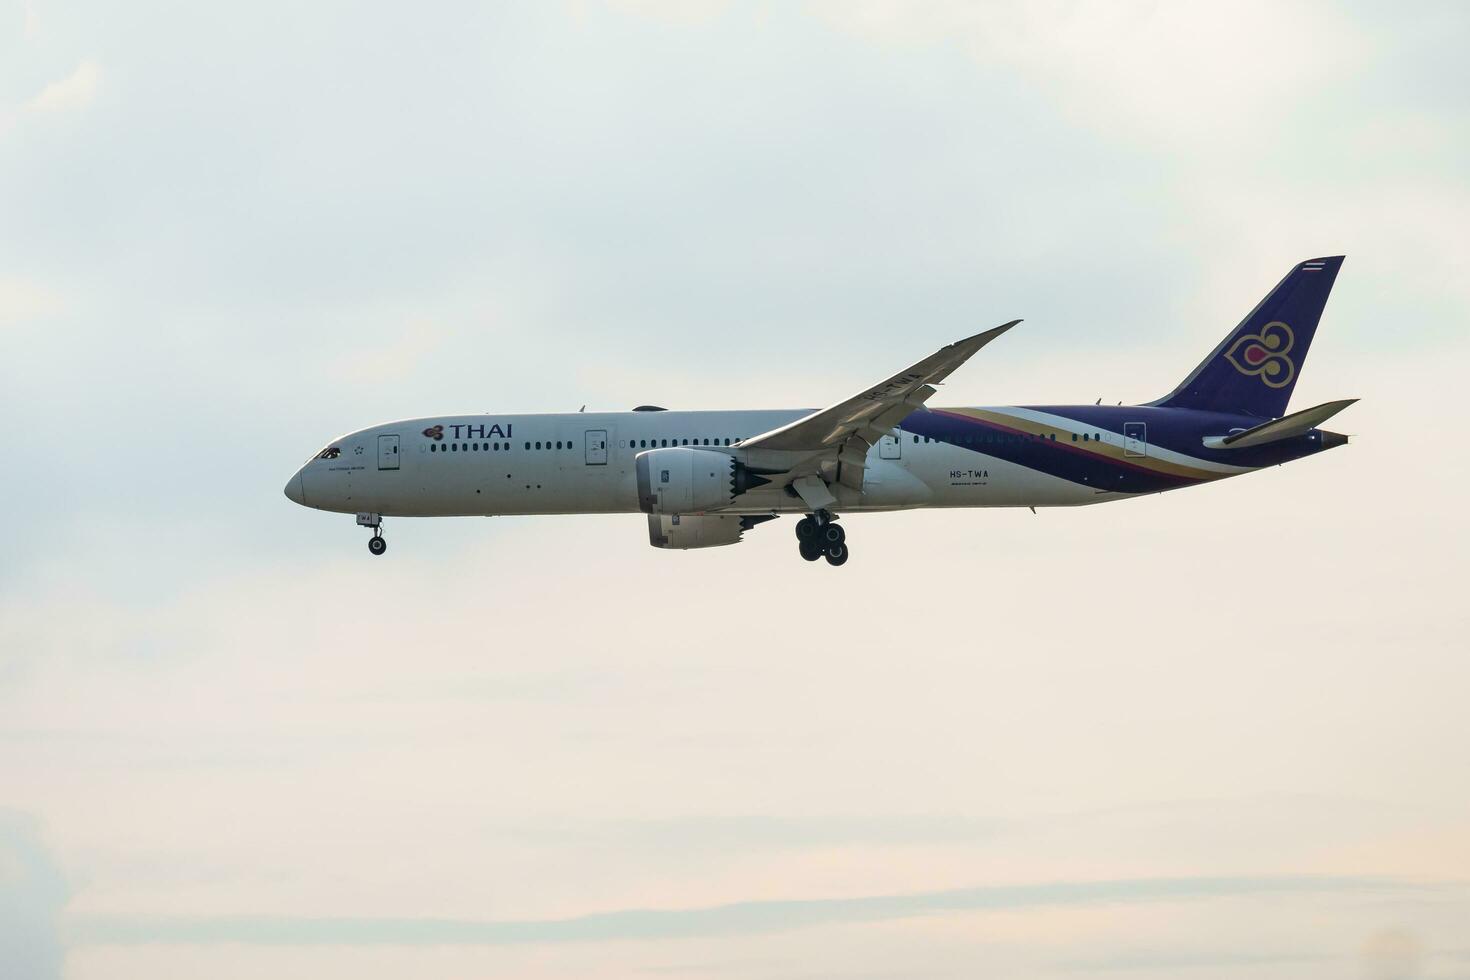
top-left (585, 429), bottom-right (608, 465)
top-left (1123, 422), bottom-right (1147, 457)
top-left (377, 434), bottom-right (400, 470)
top-left (879, 430), bottom-right (902, 459)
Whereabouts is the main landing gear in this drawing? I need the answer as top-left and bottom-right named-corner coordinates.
top-left (795, 512), bottom-right (848, 567)
top-left (358, 512), bottom-right (387, 556)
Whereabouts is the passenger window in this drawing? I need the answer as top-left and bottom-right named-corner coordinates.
top-left (1095, 433), bottom-right (1102, 441)
top-left (430, 444), bottom-right (437, 452)
top-left (524, 442), bottom-right (530, 450)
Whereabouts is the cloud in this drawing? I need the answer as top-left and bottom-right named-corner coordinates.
top-left (511, 813), bottom-right (1006, 851)
top-left (1, 5), bottom-right (1467, 977)
top-left (0, 811), bottom-right (67, 980)
top-left (1057, 949), bottom-right (1330, 972)
top-left (26, 61), bottom-right (101, 115)
top-left (1359, 928), bottom-right (1423, 980)
top-left (807, 0), bottom-right (1368, 150)
top-left (332, 315), bottom-right (446, 386)
top-left (0, 278), bottom-right (64, 326)
top-left (64, 875), bottom-right (1450, 947)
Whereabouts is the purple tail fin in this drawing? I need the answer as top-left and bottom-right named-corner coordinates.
top-left (1152, 256), bottom-right (1344, 418)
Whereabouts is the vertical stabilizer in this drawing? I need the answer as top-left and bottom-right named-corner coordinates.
top-left (1152, 256), bottom-right (1344, 418)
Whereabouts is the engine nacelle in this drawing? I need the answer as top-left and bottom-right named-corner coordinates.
top-left (646, 514), bottom-right (745, 549)
top-left (636, 447), bottom-right (769, 514)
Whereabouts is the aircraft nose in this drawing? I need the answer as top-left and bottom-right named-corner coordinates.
top-left (284, 469), bottom-right (307, 506)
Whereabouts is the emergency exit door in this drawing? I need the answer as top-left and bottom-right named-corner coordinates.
top-left (584, 429), bottom-right (608, 465)
top-left (1123, 422), bottom-right (1147, 457)
top-left (377, 434), bottom-right (400, 469)
top-left (879, 431), bottom-right (902, 459)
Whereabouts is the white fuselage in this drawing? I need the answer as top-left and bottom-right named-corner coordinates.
top-left (287, 408), bottom-right (1135, 519)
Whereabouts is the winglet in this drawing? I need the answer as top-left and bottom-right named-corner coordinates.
top-left (929, 320), bottom-right (1020, 384)
top-left (961, 319), bottom-right (1021, 347)
top-left (740, 319), bottom-right (1021, 453)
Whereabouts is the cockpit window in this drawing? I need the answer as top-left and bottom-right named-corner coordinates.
top-left (316, 446), bottom-right (342, 460)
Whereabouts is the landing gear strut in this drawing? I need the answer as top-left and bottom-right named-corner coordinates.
top-left (795, 512), bottom-right (848, 566)
top-left (357, 512), bottom-right (387, 556)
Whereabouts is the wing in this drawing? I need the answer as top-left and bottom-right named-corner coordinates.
top-left (739, 321), bottom-right (1020, 491)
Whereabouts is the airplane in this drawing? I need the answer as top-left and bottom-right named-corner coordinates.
top-left (284, 256), bottom-right (1354, 567)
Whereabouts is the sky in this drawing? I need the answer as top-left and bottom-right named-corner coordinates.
top-left (2, 1), bottom-right (1468, 978)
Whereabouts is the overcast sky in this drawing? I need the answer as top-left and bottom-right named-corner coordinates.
top-left (2, 2), bottom-right (1468, 978)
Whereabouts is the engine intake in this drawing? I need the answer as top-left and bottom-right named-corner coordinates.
top-left (635, 447), bottom-right (769, 514)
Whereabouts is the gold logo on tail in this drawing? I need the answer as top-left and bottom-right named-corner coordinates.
top-left (1224, 321), bottom-right (1295, 389)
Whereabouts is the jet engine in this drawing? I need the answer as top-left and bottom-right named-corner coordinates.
top-left (647, 513), bottom-right (778, 549)
top-left (647, 514), bottom-right (743, 549)
top-left (635, 447), bottom-right (769, 515)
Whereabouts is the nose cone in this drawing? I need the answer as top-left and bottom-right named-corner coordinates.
top-left (284, 469), bottom-right (307, 506)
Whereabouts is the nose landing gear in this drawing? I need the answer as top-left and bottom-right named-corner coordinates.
top-left (357, 512), bottom-right (387, 556)
top-left (795, 512), bottom-right (848, 566)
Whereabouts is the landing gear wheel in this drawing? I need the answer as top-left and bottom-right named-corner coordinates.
top-left (795, 516), bottom-right (818, 541)
top-left (819, 522), bottom-right (845, 547)
top-left (368, 535), bottom-right (387, 556)
top-left (799, 540), bottom-right (823, 562)
top-left (824, 542), bottom-right (849, 566)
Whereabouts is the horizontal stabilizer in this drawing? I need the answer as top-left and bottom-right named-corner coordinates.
top-left (1203, 398), bottom-right (1358, 450)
